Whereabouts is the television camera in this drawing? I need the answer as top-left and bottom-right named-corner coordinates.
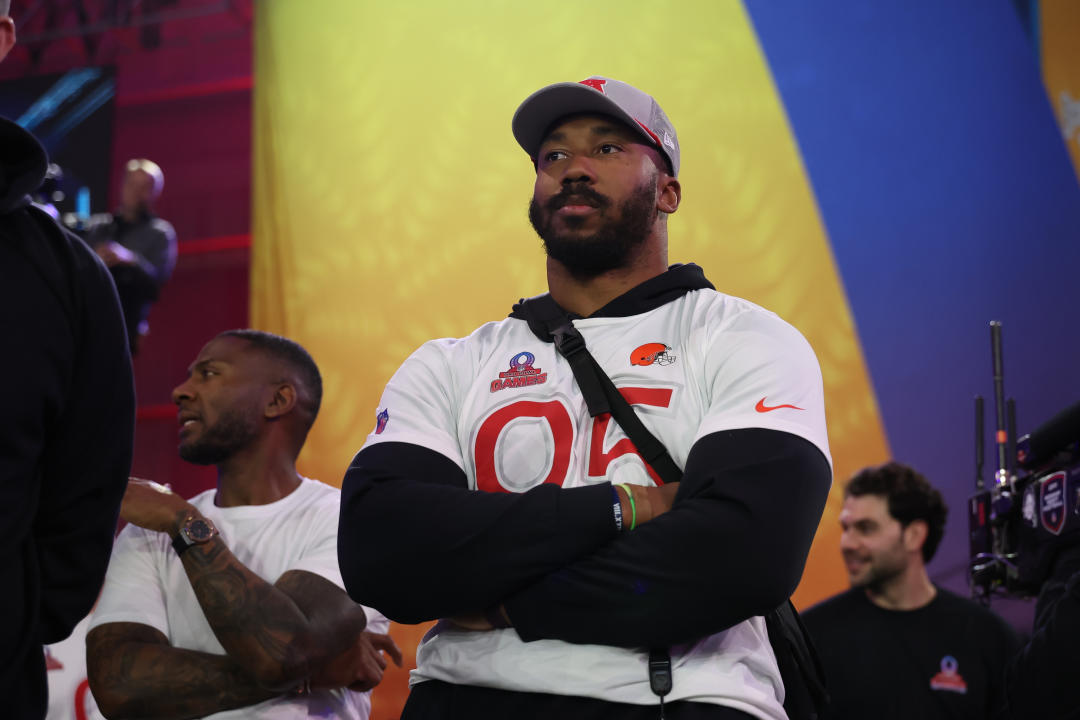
top-left (968, 321), bottom-right (1080, 602)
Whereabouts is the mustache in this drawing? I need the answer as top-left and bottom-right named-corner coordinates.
top-left (545, 184), bottom-right (611, 212)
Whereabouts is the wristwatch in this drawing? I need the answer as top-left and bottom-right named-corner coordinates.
top-left (172, 514), bottom-right (219, 556)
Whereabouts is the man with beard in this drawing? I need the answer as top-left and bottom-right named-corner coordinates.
top-left (86, 330), bottom-right (401, 719)
top-left (338, 77), bottom-right (833, 719)
top-left (802, 462), bottom-right (1019, 720)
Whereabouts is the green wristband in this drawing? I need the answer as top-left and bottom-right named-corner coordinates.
top-left (617, 484), bottom-right (637, 531)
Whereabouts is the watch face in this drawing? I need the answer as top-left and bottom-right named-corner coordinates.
top-left (186, 518), bottom-right (215, 543)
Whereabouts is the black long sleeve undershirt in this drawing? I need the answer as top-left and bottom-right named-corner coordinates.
top-left (338, 443), bottom-right (618, 623)
top-left (506, 428), bottom-right (830, 647)
top-left (338, 429), bottom-right (830, 648)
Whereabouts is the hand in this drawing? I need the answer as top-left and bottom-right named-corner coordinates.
top-left (95, 241), bottom-right (137, 267)
top-left (311, 631), bottom-right (403, 692)
top-left (120, 477), bottom-right (194, 534)
top-left (446, 604), bottom-right (511, 632)
top-left (617, 481), bottom-right (680, 528)
top-left (447, 613), bottom-right (492, 631)
top-left (643, 481), bottom-right (681, 521)
top-left (348, 631), bottom-right (403, 692)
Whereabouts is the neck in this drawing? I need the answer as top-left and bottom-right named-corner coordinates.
top-left (212, 441), bottom-right (302, 507)
top-left (546, 236), bottom-right (668, 317)
top-left (863, 561), bottom-right (937, 611)
top-left (121, 205), bottom-right (147, 223)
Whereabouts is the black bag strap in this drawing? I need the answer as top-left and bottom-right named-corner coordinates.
top-left (515, 293), bottom-right (828, 719)
top-left (552, 319), bottom-right (684, 484)
top-left (516, 293), bottom-right (684, 484)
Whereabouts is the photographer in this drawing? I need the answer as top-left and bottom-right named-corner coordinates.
top-left (1002, 544), bottom-right (1080, 719)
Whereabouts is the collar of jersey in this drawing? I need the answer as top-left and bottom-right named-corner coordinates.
top-left (509, 263), bottom-right (714, 321)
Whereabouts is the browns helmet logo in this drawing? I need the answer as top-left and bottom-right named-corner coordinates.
top-left (630, 342), bottom-right (676, 367)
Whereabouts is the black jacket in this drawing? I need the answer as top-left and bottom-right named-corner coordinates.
top-left (1003, 546), bottom-right (1080, 720)
top-left (0, 116), bottom-right (135, 719)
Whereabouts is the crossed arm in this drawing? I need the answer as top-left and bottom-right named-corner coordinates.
top-left (86, 621), bottom-right (278, 720)
top-left (87, 481), bottom-right (399, 720)
top-left (338, 428), bottom-right (831, 648)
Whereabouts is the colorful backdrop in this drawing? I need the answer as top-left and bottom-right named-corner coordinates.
top-left (252, 2), bottom-right (1080, 717)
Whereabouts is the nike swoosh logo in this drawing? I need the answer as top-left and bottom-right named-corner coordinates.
top-left (755, 397), bottom-right (804, 413)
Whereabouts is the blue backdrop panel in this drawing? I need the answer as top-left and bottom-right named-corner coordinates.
top-left (745, 0), bottom-right (1080, 604)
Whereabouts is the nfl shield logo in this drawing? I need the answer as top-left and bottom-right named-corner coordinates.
top-left (1039, 471), bottom-right (1067, 535)
top-left (375, 408), bottom-right (390, 435)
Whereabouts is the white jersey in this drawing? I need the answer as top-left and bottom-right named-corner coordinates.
top-left (364, 285), bottom-right (831, 720)
top-left (45, 615), bottom-right (103, 720)
top-left (90, 477), bottom-right (389, 720)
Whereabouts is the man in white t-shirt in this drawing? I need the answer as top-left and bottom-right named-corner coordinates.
top-left (88, 330), bottom-right (401, 719)
top-left (337, 78), bottom-right (833, 720)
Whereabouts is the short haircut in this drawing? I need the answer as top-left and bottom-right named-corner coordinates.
top-left (126, 158), bottom-right (165, 196)
top-left (218, 329), bottom-right (322, 438)
top-left (845, 461), bottom-right (949, 563)
top-left (0, 1), bottom-right (11, 18)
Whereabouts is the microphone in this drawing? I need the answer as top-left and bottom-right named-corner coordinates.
top-left (1016, 400), bottom-right (1080, 470)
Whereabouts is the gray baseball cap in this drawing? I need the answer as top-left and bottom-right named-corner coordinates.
top-left (512, 76), bottom-right (680, 176)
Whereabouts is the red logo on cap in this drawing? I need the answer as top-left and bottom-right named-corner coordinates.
top-left (579, 78), bottom-right (607, 94)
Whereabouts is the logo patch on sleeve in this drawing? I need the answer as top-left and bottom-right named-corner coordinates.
top-left (490, 351), bottom-right (548, 393)
top-left (374, 408), bottom-right (390, 434)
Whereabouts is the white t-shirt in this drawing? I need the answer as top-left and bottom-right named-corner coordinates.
top-left (45, 615), bottom-right (103, 720)
top-left (90, 477), bottom-right (388, 720)
top-left (364, 286), bottom-right (831, 720)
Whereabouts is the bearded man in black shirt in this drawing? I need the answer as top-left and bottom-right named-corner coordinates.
top-left (803, 462), bottom-right (1020, 720)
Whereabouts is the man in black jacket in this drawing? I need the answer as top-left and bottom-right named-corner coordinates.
top-left (1003, 544), bottom-right (1080, 719)
top-left (338, 76), bottom-right (832, 719)
top-left (0, 4), bottom-right (136, 717)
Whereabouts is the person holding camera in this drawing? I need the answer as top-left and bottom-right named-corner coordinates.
top-left (1003, 543), bottom-right (1080, 719)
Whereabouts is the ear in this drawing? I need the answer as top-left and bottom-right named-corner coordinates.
top-left (0, 17), bottom-right (16, 64)
top-left (903, 519), bottom-right (928, 555)
top-left (265, 383), bottom-right (298, 419)
top-left (657, 175), bottom-right (681, 215)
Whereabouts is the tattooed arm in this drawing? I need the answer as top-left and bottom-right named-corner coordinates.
top-left (86, 622), bottom-right (277, 720)
top-left (176, 529), bottom-right (371, 688)
top-left (86, 574), bottom-right (388, 720)
top-left (86, 480), bottom-right (379, 718)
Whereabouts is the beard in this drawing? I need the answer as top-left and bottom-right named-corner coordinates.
top-left (179, 406), bottom-right (259, 466)
top-left (846, 546), bottom-right (908, 593)
top-left (528, 176), bottom-right (658, 281)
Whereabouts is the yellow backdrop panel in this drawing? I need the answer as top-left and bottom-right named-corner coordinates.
top-left (253, 2), bottom-right (890, 716)
top-left (1041, 0), bottom-right (1080, 182)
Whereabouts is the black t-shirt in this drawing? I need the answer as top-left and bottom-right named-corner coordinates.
top-left (802, 586), bottom-right (1020, 720)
